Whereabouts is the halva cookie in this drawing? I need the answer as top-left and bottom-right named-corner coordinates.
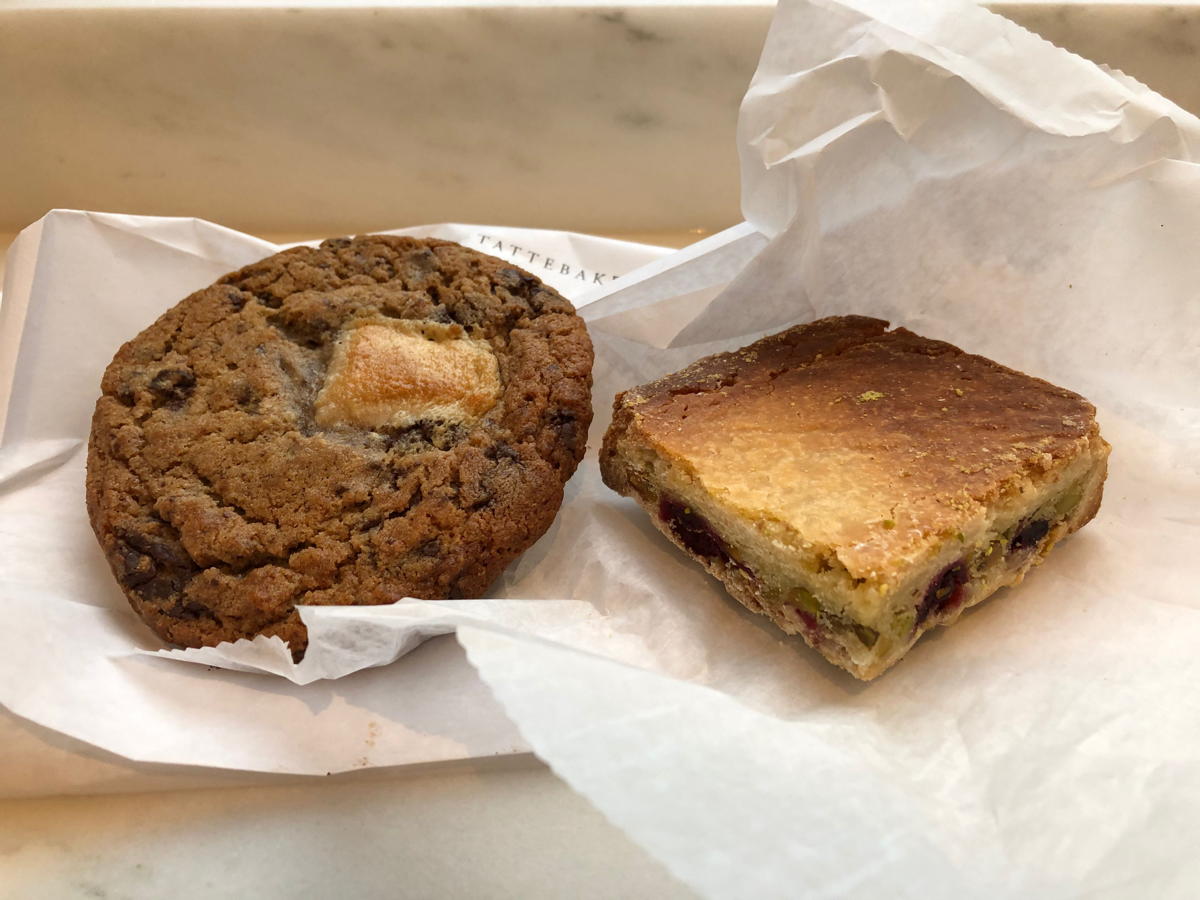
top-left (87, 235), bottom-right (593, 655)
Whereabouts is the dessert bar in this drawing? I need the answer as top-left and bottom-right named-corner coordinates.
top-left (600, 316), bottom-right (1108, 679)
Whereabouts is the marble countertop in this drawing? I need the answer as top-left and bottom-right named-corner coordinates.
top-left (2, 745), bottom-right (694, 898)
top-left (3, 2), bottom-right (1198, 897)
top-left (2, 2), bottom-right (1197, 239)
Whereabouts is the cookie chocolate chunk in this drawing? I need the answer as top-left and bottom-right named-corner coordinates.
top-left (87, 235), bottom-right (594, 655)
top-left (600, 316), bottom-right (1109, 680)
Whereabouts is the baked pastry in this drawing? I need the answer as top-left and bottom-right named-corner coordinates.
top-left (87, 235), bottom-right (593, 655)
top-left (600, 316), bottom-right (1108, 680)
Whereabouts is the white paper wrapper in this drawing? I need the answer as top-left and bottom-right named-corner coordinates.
top-left (444, 1), bottom-right (1200, 896)
top-left (0, 213), bottom-right (672, 772)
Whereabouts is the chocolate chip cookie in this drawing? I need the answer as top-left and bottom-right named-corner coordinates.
top-left (86, 235), bottom-right (594, 655)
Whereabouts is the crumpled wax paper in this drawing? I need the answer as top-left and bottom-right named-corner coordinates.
top-left (0, 212), bottom-right (673, 773)
top-left (451, 1), bottom-right (1199, 897)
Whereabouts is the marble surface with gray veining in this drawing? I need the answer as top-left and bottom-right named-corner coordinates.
top-left (3, 2), bottom-right (1197, 237)
top-left (1, 4), bottom-right (767, 236)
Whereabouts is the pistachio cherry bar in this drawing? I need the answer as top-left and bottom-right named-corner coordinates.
top-left (600, 316), bottom-right (1109, 680)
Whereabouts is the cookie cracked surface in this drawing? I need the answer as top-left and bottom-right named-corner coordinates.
top-left (86, 235), bottom-right (594, 655)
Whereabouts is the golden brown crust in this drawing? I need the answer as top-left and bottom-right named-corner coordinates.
top-left (601, 316), bottom-right (889, 492)
top-left (601, 316), bottom-right (1104, 583)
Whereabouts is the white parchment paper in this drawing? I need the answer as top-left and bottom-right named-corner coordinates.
top-left (0, 212), bottom-right (671, 772)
